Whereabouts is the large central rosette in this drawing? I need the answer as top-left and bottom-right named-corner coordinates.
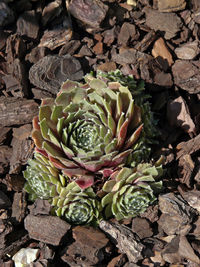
top-left (32, 73), bottom-right (143, 189)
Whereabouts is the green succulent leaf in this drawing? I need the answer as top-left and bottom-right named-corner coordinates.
top-left (52, 182), bottom-right (102, 225)
top-left (23, 152), bottom-right (65, 201)
top-left (101, 162), bottom-right (163, 220)
top-left (31, 70), bottom-right (159, 189)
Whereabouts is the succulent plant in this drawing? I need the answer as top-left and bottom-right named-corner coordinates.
top-left (31, 70), bottom-right (151, 189)
top-left (97, 70), bottom-right (158, 166)
top-left (24, 153), bottom-right (101, 225)
top-left (101, 162), bottom-right (163, 220)
top-left (24, 70), bottom-right (162, 226)
top-left (52, 181), bottom-right (102, 225)
top-left (23, 152), bottom-right (67, 201)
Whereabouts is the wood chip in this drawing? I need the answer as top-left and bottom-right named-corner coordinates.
top-left (0, 146), bottom-right (13, 174)
top-left (97, 61), bottom-right (116, 72)
top-left (175, 41), bottom-right (199, 60)
top-left (24, 215), bottom-right (71, 246)
top-left (118, 22), bottom-right (136, 46)
top-left (62, 226), bottom-right (109, 265)
top-left (179, 236), bottom-right (200, 264)
top-left (158, 193), bottom-right (194, 235)
top-left (93, 41), bottom-right (103, 54)
top-left (181, 190), bottom-right (200, 214)
top-left (9, 133), bottom-right (34, 174)
top-left (17, 10), bottom-right (39, 39)
top-left (0, 97), bottom-right (38, 127)
top-left (172, 60), bottom-right (200, 94)
top-left (29, 55), bottom-right (83, 94)
top-left (144, 8), bottom-right (182, 39)
top-left (4, 174), bottom-right (25, 192)
top-left (152, 38), bottom-right (173, 66)
top-left (38, 28), bottom-right (72, 50)
top-left (167, 96), bottom-right (196, 134)
top-left (28, 199), bottom-right (51, 216)
top-left (112, 47), bottom-right (152, 65)
top-left (6, 34), bottom-right (26, 64)
top-left (132, 218), bottom-right (153, 239)
top-left (3, 58), bottom-right (28, 97)
top-left (0, 191), bottom-right (11, 209)
top-left (157, 0), bottom-right (186, 12)
top-left (11, 192), bottom-right (27, 224)
top-left (68, 0), bottom-right (108, 29)
top-left (107, 254), bottom-right (127, 267)
top-left (102, 27), bottom-right (118, 46)
top-left (99, 220), bottom-right (143, 263)
top-left (12, 124), bottom-right (32, 140)
top-left (59, 40), bottom-right (81, 56)
top-left (154, 72), bottom-right (173, 87)
top-left (42, 0), bottom-right (63, 26)
top-left (0, 2), bottom-right (15, 27)
top-left (176, 134), bottom-right (200, 158)
top-left (178, 154), bottom-right (195, 187)
top-left (0, 127), bottom-right (11, 145)
top-left (135, 30), bottom-right (156, 52)
top-left (25, 47), bottom-right (50, 64)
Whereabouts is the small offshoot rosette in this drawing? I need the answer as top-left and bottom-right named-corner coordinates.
top-left (101, 162), bottom-right (163, 220)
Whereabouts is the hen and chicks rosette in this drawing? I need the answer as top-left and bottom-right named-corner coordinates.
top-left (23, 70), bottom-right (163, 225)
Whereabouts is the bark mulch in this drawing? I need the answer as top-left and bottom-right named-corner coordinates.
top-left (0, 0), bottom-right (200, 266)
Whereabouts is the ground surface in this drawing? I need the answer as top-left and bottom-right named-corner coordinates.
top-left (0, 0), bottom-right (200, 266)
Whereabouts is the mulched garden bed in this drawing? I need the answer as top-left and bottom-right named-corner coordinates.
top-left (0, 0), bottom-right (200, 266)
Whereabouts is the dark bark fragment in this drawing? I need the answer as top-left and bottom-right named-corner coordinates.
top-left (157, 0), bottom-right (186, 12)
top-left (0, 97), bottom-right (38, 127)
top-left (158, 193), bottom-right (195, 235)
top-left (162, 235), bottom-right (200, 264)
top-left (38, 28), bottom-right (72, 50)
top-left (118, 22), bottom-right (136, 46)
top-left (3, 174), bottom-right (25, 192)
top-left (176, 134), bottom-right (200, 158)
top-left (17, 10), bottom-right (39, 39)
top-left (99, 220), bottom-right (143, 263)
top-left (61, 226), bottom-right (109, 265)
top-left (3, 59), bottom-right (28, 97)
top-left (28, 199), bottom-right (51, 216)
top-left (9, 137), bottom-right (34, 174)
top-left (0, 191), bottom-right (11, 209)
top-left (144, 7), bottom-right (182, 39)
top-left (11, 192), bottom-right (27, 224)
top-left (41, 0), bottom-right (63, 26)
top-left (59, 40), bottom-right (81, 56)
top-left (0, 127), bottom-right (11, 145)
top-left (132, 218), bottom-right (153, 239)
top-left (6, 34), bottom-right (26, 64)
top-left (25, 47), bottom-right (50, 64)
top-left (0, 146), bottom-right (13, 174)
top-left (178, 154), bottom-right (195, 187)
top-left (172, 60), bottom-right (200, 94)
top-left (68, 0), bottom-right (108, 29)
top-left (0, 229), bottom-right (29, 259)
top-left (0, 2), bottom-right (15, 27)
top-left (135, 30), bottom-right (156, 52)
top-left (29, 55), bottom-right (83, 94)
top-left (24, 215), bottom-right (71, 246)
